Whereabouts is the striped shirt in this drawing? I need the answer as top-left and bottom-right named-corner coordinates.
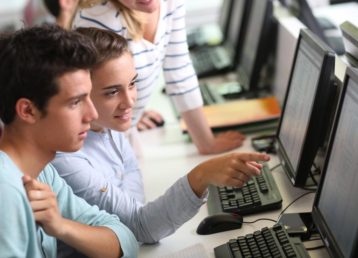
top-left (73, 0), bottom-right (203, 125)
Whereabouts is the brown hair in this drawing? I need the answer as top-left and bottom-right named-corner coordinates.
top-left (79, 0), bottom-right (145, 40)
top-left (0, 25), bottom-right (97, 124)
top-left (75, 27), bottom-right (130, 67)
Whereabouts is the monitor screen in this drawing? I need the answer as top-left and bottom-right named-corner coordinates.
top-left (218, 0), bottom-right (235, 42)
top-left (276, 29), bottom-right (335, 187)
top-left (237, 0), bottom-right (273, 92)
top-left (312, 67), bottom-right (358, 258)
top-left (224, 0), bottom-right (251, 66)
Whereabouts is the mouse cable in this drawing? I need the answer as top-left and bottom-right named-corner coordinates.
top-left (277, 191), bottom-right (315, 221)
top-left (308, 166), bottom-right (319, 186)
top-left (269, 163), bottom-right (282, 172)
top-left (311, 162), bottom-right (321, 175)
top-left (243, 218), bottom-right (277, 224)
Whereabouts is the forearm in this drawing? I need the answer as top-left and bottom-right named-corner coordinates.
top-left (56, 218), bottom-right (121, 258)
top-left (187, 162), bottom-right (211, 197)
top-left (181, 107), bottom-right (215, 154)
top-left (133, 176), bottom-right (204, 243)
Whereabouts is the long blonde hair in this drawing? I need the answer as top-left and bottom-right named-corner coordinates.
top-left (79, 0), bottom-right (145, 40)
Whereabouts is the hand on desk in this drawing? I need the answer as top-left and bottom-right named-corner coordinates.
top-left (210, 130), bottom-right (246, 153)
top-left (187, 152), bottom-right (270, 197)
top-left (137, 110), bottom-right (165, 131)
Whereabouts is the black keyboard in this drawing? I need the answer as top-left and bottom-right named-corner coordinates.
top-left (190, 46), bottom-right (232, 78)
top-left (214, 224), bottom-right (310, 258)
top-left (207, 164), bottom-right (282, 216)
top-left (199, 82), bottom-right (224, 105)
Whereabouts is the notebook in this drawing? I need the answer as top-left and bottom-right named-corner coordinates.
top-left (180, 96), bottom-right (281, 133)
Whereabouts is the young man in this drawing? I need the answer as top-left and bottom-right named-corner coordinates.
top-left (0, 25), bottom-right (138, 257)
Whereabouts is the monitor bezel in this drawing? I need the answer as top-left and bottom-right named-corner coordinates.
top-left (311, 66), bottom-right (358, 258)
top-left (225, 0), bottom-right (252, 69)
top-left (236, 0), bottom-right (274, 92)
top-left (275, 29), bottom-right (335, 187)
top-left (218, 0), bottom-right (235, 43)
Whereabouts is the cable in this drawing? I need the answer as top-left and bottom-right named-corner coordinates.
top-left (308, 170), bottom-right (318, 186)
top-left (303, 237), bottom-right (322, 242)
top-left (269, 163), bottom-right (282, 172)
top-left (299, 185), bottom-right (318, 191)
top-left (311, 162), bottom-right (321, 175)
top-left (277, 191), bottom-right (315, 220)
top-left (306, 245), bottom-right (325, 251)
top-left (243, 218), bottom-right (277, 224)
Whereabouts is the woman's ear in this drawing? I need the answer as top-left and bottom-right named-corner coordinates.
top-left (15, 98), bottom-right (39, 124)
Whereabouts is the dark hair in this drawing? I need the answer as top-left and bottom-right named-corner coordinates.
top-left (43, 0), bottom-right (60, 17)
top-left (75, 27), bottom-right (130, 67)
top-left (0, 24), bottom-right (97, 124)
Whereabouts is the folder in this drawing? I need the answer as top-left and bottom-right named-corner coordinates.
top-left (180, 96), bottom-right (281, 133)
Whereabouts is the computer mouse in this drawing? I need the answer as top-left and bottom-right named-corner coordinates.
top-left (149, 117), bottom-right (165, 127)
top-left (196, 213), bottom-right (243, 235)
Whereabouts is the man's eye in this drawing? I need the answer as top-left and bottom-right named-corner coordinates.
top-left (70, 99), bottom-right (81, 107)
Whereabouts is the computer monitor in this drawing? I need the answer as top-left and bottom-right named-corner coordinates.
top-left (286, 0), bottom-right (345, 55)
top-left (186, 0), bottom-right (234, 49)
top-left (276, 29), bottom-right (335, 187)
top-left (236, 0), bottom-right (274, 93)
top-left (311, 66), bottom-right (358, 258)
top-left (224, 0), bottom-right (252, 68)
top-left (218, 0), bottom-right (235, 43)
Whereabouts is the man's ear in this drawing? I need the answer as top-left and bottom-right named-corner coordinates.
top-left (15, 98), bottom-right (40, 124)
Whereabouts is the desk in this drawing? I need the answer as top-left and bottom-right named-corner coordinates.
top-left (137, 89), bottom-right (328, 257)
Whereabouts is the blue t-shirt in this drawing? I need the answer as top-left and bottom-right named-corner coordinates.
top-left (0, 151), bottom-right (138, 258)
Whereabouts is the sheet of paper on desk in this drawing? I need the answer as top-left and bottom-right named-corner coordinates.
top-left (158, 243), bottom-right (209, 258)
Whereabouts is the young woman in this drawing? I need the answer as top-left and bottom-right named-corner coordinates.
top-left (71, 0), bottom-right (246, 155)
top-left (52, 27), bottom-right (270, 243)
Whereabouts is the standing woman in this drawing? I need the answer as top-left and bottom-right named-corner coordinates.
top-left (73, 0), bottom-right (245, 154)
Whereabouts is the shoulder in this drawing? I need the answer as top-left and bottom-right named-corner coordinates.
top-left (0, 153), bottom-right (27, 193)
top-left (73, 1), bottom-right (126, 35)
top-left (0, 182), bottom-right (28, 204)
top-left (164, 0), bottom-right (185, 12)
top-left (0, 183), bottom-right (33, 224)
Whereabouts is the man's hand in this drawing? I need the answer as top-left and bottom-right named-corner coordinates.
top-left (188, 152), bottom-right (270, 197)
top-left (137, 110), bottom-right (165, 131)
top-left (22, 175), bottom-right (65, 237)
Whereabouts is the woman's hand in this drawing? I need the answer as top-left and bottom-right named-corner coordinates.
top-left (188, 152), bottom-right (270, 197)
top-left (137, 110), bottom-right (165, 131)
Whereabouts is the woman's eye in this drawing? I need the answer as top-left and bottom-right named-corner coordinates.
top-left (105, 89), bottom-right (119, 96)
top-left (129, 81), bottom-right (137, 89)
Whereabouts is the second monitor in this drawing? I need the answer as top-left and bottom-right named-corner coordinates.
top-left (276, 29), bottom-right (336, 187)
top-left (206, 28), bottom-right (336, 219)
